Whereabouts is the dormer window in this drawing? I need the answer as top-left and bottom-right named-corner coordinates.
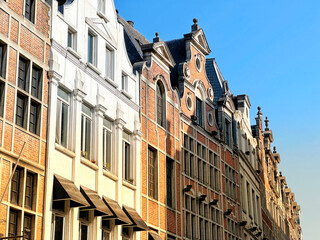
top-left (156, 81), bottom-right (165, 127)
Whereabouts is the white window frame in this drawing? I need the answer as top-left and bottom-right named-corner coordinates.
top-left (56, 87), bottom-right (70, 149)
top-left (121, 73), bottom-right (128, 92)
top-left (122, 131), bottom-right (133, 183)
top-left (105, 47), bottom-right (114, 80)
top-left (67, 28), bottom-right (77, 50)
top-left (103, 117), bottom-right (113, 172)
top-left (87, 30), bottom-right (97, 66)
top-left (51, 212), bottom-right (65, 240)
top-left (81, 104), bottom-right (92, 160)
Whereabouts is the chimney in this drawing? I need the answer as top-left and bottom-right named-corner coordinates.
top-left (127, 20), bottom-right (134, 27)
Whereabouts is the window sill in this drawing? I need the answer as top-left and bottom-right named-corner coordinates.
top-left (122, 179), bottom-right (136, 190)
top-left (86, 62), bottom-right (101, 75)
top-left (55, 143), bottom-right (76, 158)
top-left (121, 90), bottom-right (132, 100)
top-left (103, 169), bottom-right (118, 181)
top-left (67, 47), bottom-right (81, 59)
top-left (97, 11), bottom-right (109, 23)
top-left (105, 77), bottom-right (118, 88)
top-left (80, 157), bottom-right (99, 171)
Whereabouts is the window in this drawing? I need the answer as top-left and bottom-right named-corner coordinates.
top-left (67, 29), bottom-right (76, 50)
top-left (0, 81), bottom-right (5, 117)
top-left (196, 97), bottom-right (203, 127)
top-left (16, 93), bottom-right (27, 128)
top-left (0, 42), bottom-right (7, 78)
top-left (58, 4), bottom-right (64, 14)
top-left (56, 88), bottom-right (70, 148)
top-left (166, 157), bottom-right (174, 208)
top-left (183, 135), bottom-right (194, 177)
top-left (10, 168), bottom-right (21, 205)
top-left (247, 182), bottom-right (252, 218)
top-left (79, 210), bottom-right (90, 240)
top-left (156, 82), bottom-right (165, 127)
top-left (87, 31), bottom-right (96, 65)
top-left (18, 57), bottom-right (29, 91)
top-left (123, 131), bottom-right (132, 183)
top-left (25, 0), bottom-right (35, 23)
top-left (29, 101), bottom-right (40, 135)
top-left (23, 214), bottom-right (32, 239)
top-left (8, 209), bottom-right (19, 238)
top-left (31, 65), bottom-right (42, 99)
top-left (148, 148), bottom-right (157, 199)
top-left (185, 195), bottom-right (196, 239)
top-left (103, 118), bottom-right (112, 171)
top-left (81, 104), bottom-right (92, 159)
top-left (225, 118), bottom-right (232, 147)
top-left (102, 219), bottom-right (113, 240)
top-left (121, 73), bottom-right (128, 92)
top-left (105, 47), bottom-right (114, 80)
top-left (225, 164), bottom-right (236, 200)
top-left (122, 227), bottom-right (131, 240)
top-left (25, 172), bottom-right (34, 209)
top-left (52, 213), bottom-right (64, 240)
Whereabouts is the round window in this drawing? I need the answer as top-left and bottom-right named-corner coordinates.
top-left (208, 111), bottom-right (214, 126)
top-left (195, 55), bottom-right (202, 72)
top-left (186, 94), bottom-right (193, 110)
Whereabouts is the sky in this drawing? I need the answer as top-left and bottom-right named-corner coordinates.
top-left (115, 1), bottom-right (320, 239)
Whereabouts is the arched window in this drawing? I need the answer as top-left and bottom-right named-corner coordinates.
top-left (156, 82), bottom-right (165, 127)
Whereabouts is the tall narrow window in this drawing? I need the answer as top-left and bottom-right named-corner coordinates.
top-left (148, 148), bottom-right (157, 199)
top-left (156, 82), bottom-right (165, 127)
top-left (25, 0), bottom-right (35, 23)
top-left (29, 101), bottom-right (40, 135)
top-left (0, 42), bottom-right (7, 78)
top-left (10, 168), bottom-right (21, 205)
top-left (105, 48), bottom-right (113, 80)
top-left (99, 0), bottom-right (106, 14)
top-left (103, 118), bottom-right (112, 171)
top-left (123, 131), bottom-right (132, 182)
top-left (56, 88), bottom-right (70, 148)
top-left (25, 172), bottom-right (34, 209)
top-left (88, 32), bottom-right (96, 65)
top-left (18, 57), bottom-right (29, 91)
top-left (0, 81), bottom-right (5, 117)
top-left (24, 214), bottom-right (32, 239)
top-left (31, 65), bottom-right (42, 99)
top-left (53, 214), bottom-right (64, 240)
top-left (67, 29), bottom-right (76, 50)
top-left (81, 104), bottom-right (92, 159)
top-left (225, 119), bottom-right (231, 147)
top-left (121, 73), bottom-right (128, 92)
top-left (247, 182), bottom-right (252, 218)
top-left (79, 210), bottom-right (90, 240)
top-left (196, 97), bottom-right (203, 127)
top-left (16, 93), bottom-right (27, 128)
top-left (8, 209), bottom-right (18, 237)
top-left (166, 157), bottom-right (174, 208)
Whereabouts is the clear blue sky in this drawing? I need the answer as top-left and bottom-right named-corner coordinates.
top-left (116, 1), bottom-right (320, 239)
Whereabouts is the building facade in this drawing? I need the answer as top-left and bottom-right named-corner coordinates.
top-left (43, 0), bottom-right (147, 240)
top-left (0, 0), bottom-right (50, 239)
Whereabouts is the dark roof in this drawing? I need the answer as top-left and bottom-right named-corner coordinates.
top-left (117, 14), bottom-right (149, 64)
top-left (205, 58), bottom-right (224, 104)
top-left (165, 38), bottom-right (186, 87)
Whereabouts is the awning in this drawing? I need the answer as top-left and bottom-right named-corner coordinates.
top-left (122, 205), bottom-right (149, 231)
top-left (80, 186), bottom-right (113, 216)
top-left (149, 231), bottom-right (162, 240)
top-left (53, 174), bottom-right (89, 208)
top-left (102, 196), bottom-right (132, 225)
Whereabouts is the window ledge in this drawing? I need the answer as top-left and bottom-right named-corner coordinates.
top-left (105, 77), bottom-right (118, 88)
top-left (121, 90), bottom-right (132, 100)
top-left (122, 179), bottom-right (136, 190)
top-left (86, 62), bottom-right (101, 75)
top-left (55, 143), bottom-right (76, 158)
top-left (97, 11), bottom-right (110, 23)
top-left (67, 47), bottom-right (81, 59)
top-left (80, 157), bottom-right (99, 171)
top-left (103, 169), bottom-right (118, 181)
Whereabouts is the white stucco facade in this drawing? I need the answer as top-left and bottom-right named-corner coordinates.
top-left (43, 0), bottom-right (142, 239)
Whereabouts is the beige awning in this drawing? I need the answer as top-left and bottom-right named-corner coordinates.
top-left (149, 231), bottom-right (162, 240)
top-left (122, 205), bottom-right (149, 231)
top-left (80, 186), bottom-right (113, 216)
top-left (102, 196), bottom-right (132, 225)
top-left (53, 174), bottom-right (89, 208)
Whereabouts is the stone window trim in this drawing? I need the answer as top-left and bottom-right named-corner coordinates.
top-left (24, 0), bottom-right (36, 24)
top-left (156, 80), bottom-right (166, 128)
top-left (147, 147), bottom-right (158, 200)
top-left (56, 87), bottom-right (71, 149)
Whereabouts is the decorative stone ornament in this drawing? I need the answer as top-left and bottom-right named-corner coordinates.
top-left (183, 63), bottom-right (191, 79)
top-left (207, 111), bottom-right (214, 126)
top-left (186, 93), bottom-right (193, 110)
top-left (207, 87), bottom-right (214, 101)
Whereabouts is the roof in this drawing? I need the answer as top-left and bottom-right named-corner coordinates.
top-left (205, 58), bottom-right (225, 104)
top-left (117, 14), bottom-right (149, 64)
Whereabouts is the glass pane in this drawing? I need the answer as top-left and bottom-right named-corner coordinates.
top-left (58, 88), bottom-right (69, 102)
top-left (60, 103), bottom-right (68, 147)
top-left (85, 118), bottom-right (91, 159)
top-left (80, 224), bottom-right (88, 240)
top-left (54, 216), bottom-right (64, 240)
top-left (103, 118), bottom-right (111, 129)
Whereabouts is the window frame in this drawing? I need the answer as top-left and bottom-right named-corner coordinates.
top-left (67, 28), bottom-right (77, 50)
top-left (24, 0), bottom-right (36, 23)
top-left (81, 103), bottom-right (92, 160)
top-left (148, 147), bottom-right (158, 200)
top-left (56, 87), bottom-right (70, 148)
top-left (195, 97), bottom-right (203, 127)
top-left (121, 73), bottom-right (128, 92)
top-left (166, 157), bottom-right (174, 208)
top-left (103, 117), bottom-right (113, 172)
top-left (122, 131), bottom-right (133, 183)
top-left (0, 41), bottom-right (7, 79)
top-left (52, 212), bottom-right (65, 240)
top-left (87, 30), bottom-right (97, 66)
top-left (156, 81), bottom-right (165, 127)
top-left (105, 46), bottom-right (114, 80)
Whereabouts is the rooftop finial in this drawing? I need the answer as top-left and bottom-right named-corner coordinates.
top-left (155, 32), bottom-right (159, 37)
top-left (265, 116), bottom-right (269, 129)
top-left (257, 106), bottom-right (262, 116)
top-left (273, 146), bottom-right (277, 153)
top-left (153, 32), bottom-right (161, 43)
top-left (192, 18), bottom-right (200, 31)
